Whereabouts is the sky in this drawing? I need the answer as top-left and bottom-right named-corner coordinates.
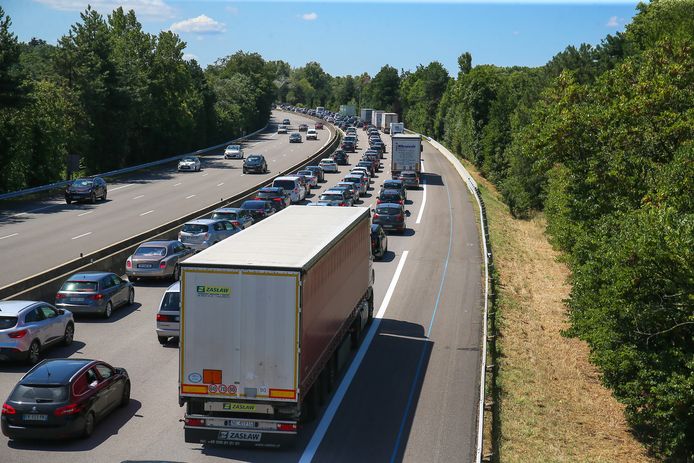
top-left (3, 0), bottom-right (640, 76)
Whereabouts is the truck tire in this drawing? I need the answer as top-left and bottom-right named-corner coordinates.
top-left (350, 315), bottom-right (362, 349)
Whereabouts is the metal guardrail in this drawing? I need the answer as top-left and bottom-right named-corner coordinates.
top-left (0, 124), bottom-right (270, 201)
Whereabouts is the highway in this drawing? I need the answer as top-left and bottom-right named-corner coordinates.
top-left (0, 121), bottom-right (483, 462)
top-left (0, 111), bottom-right (333, 288)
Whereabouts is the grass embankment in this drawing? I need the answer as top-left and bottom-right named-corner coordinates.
top-left (459, 158), bottom-right (652, 463)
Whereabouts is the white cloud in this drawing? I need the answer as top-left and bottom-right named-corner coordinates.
top-left (170, 15), bottom-right (226, 34)
top-left (182, 53), bottom-right (198, 61)
top-left (33, 0), bottom-right (176, 20)
top-left (606, 16), bottom-right (619, 27)
top-left (301, 12), bottom-right (318, 21)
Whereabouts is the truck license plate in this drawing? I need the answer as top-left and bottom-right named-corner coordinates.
top-left (224, 419), bottom-right (256, 428)
top-left (218, 431), bottom-right (261, 442)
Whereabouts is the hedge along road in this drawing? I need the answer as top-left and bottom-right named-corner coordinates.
top-left (0, 125), bottom-right (483, 463)
top-left (0, 111), bottom-right (332, 288)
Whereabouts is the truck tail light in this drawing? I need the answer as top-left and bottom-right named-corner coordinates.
top-left (8, 329), bottom-right (28, 339)
top-left (54, 403), bottom-right (81, 416)
top-left (276, 423), bottom-right (297, 432)
top-left (2, 403), bottom-right (16, 415)
top-left (185, 417), bottom-right (205, 427)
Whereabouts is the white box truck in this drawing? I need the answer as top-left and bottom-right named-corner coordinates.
top-left (391, 133), bottom-right (423, 177)
top-left (390, 122), bottom-right (405, 135)
top-left (372, 110), bottom-right (385, 129)
top-left (360, 108), bottom-right (373, 124)
top-left (179, 206), bottom-right (374, 447)
top-left (381, 113), bottom-right (398, 133)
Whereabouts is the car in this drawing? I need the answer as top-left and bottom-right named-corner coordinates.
top-left (210, 208), bottom-right (254, 229)
top-left (319, 158), bottom-right (338, 173)
top-left (399, 170), bottom-right (420, 189)
top-left (277, 125), bottom-right (288, 134)
top-left (372, 141), bottom-right (386, 155)
top-left (373, 203), bottom-right (407, 233)
top-left (332, 150), bottom-right (349, 165)
top-left (306, 128), bottom-right (318, 140)
top-left (223, 144), bottom-right (244, 159)
top-left (254, 186), bottom-right (291, 209)
top-left (177, 156), bottom-right (201, 172)
top-left (371, 224), bottom-right (388, 260)
top-left (1, 358), bottom-right (130, 439)
top-left (272, 176), bottom-right (306, 203)
top-left (357, 160), bottom-right (377, 176)
top-left (125, 240), bottom-right (193, 282)
top-left (315, 122), bottom-right (323, 129)
top-left (156, 282), bottom-right (180, 345)
top-left (319, 190), bottom-right (350, 207)
top-left (178, 219), bottom-right (242, 251)
top-left (55, 272), bottom-right (134, 319)
top-left (381, 179), bottom-right (407, 201)
top-left (296, 170), bottom-right (318, 188)
top-left (282, 118), bottom-right (290, 125)
top-left (65, 177), bottom-right (107, 204)
top-left (377, 189), bottom-right (405, 205)
top-left (240, 200), bottom-right (276, 221)
top-left (298, 124), bottom-right (308, 132)
top-left (341, 140), bottom-right (356, 152)
top-left (343, 175), bottom-right (367, 196)
top-left (289, 132), bottom-right (302, 143)
top-left (348, 171), bottom-right (370, 191)
top-left (344, 135), bottom-right (358, 146)
top-left (332, 183), bottom-right (357, 205)
top-left (243, 154), bottom-right (268, 174)
top-left (0, 301), bottom-right (74, 365)
top-left (305, 165), bottom-right (325, 182)
top-left (351, 167), bottom-right (372, 181)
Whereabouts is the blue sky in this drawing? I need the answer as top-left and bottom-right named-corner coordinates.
top-left (4, 1), bottom-right (640, 76)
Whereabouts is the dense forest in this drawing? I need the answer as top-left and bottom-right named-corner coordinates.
top-left (282, 1), bottom-right (693, 460)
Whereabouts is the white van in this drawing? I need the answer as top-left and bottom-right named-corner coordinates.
top-left (156, 281), bottom-right (180, 345)
top-left (272, 176), bottom-right (306, 203)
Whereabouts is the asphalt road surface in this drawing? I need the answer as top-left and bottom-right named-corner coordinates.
top-left (0, 111), bottom-right (333, 289)
top-left (0, 123), bottom-right (483, 462)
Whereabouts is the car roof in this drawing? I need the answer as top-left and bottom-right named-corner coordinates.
top-left (380, 189), bottom-right (401, 195)
top-left (376, 203), bottom-right (404, 209)
top-left (0, 300), bottom-right (40, 316)
top-left (165, 281), bottom-right (180, 293)
top-left (213, 207), bottom-right (242, 213)
top-left (68, 271), bottom-right (113, 281)
top-left (384, 179), bottom-right (404, 184)
top-left (258, 187), bottom-right (283, 192)
top-left (323, 190), bottom-right (345, 195)
top-left (319, 158), bottom-right (335, 162)
top-left (22, 359), bottom-right (95, 385)
top-left (275, 176), bottom-right (300, 181)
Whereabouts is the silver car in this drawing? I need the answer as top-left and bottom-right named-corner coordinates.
top-left (319, 190), bottom-right (350, 206)
top-left (223, 144), bottom-right (244, 159)
top-left (178, 219), bottom-right (242, 251)
top-left (0, 301), bottom-right (75, 365)
top-left (178, 156), bottom-right (201, 172)
top-left (210, 208), bottom-right (255, 229)
top-left (156, 282), bottom-right (180, 345)
top-left (125, 240), bottom-right (194, 282)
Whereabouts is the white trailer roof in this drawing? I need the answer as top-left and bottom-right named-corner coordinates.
top-left (183, 206), bottom-right (370, 271)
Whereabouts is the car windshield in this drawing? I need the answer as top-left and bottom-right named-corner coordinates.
top-left (61, 281), bottom-right (98, 292)
top-left (226, 145), bottom-right (240, 150)
top-left (376, 207), bottom-right (402, 215)
top-left (73, 179), bottom-right (93, 187)
top-left (298, 171), bottom-right (312, 176)
top-left (160, 291), bottom-right (181, 312)
top-left (181, 158), bottom-right (195, 163)
top-left (135, 246), bottom-right (167, 257)
top-left (182, 224), bottom-right (208, 234)
top-left (211, 212), bottom-right (238, 221)
top-left (273, 180), bottom-right (296, 190)
top-left (10, 385), bottom-right (68, 403)
top-left (0, 316), bottom-right (17, 329)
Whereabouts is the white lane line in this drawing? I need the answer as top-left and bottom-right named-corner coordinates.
top-left (300, 250), bottom-right (410, 463)
top-left (272, 160), bottom-right (277, 162)
top-left (77, 211), bottom-right (93, 217)
top-left (133, 195), bottom-right (144, 200)
top-left (0, 233), bottom-right (19, 241)
top-left (416, 161), bottom-right (427, 224)
top-left (71, 232), bottom-right (92, 240)
top-left (185, 195), bottom-right (196, 199)
top-left (109, 184), bottom-right (133, 191)
top-left (217, 182), bottom-right (224, 187)
top-left (140, 210), bottom-right (154, 216)
top-left (174, 182), bottom-right (182, 187)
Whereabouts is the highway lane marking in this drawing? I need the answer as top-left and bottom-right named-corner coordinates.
top-left (0, 233), bottom-right (19, 241)
top-left (109, 184), bottom-right (133, 191)
top-left (140, 210), bottom-right (154, 216)
top-left (77, 211), bottom-right (93, 217)
top-left (71, 232), bottom-right (92, 240)
top-left (185, 195), bottom-right (196, 199)
top-left (217, 183), bottom-right (224, 187)
top-left (416, 161), bottom-right (427, 224)
top-left (174, 182), bottom-right (182, 187)
top-left (133, 195), bottom-right (144, 200)
top-left (300, 250), bottom-right (410, 463)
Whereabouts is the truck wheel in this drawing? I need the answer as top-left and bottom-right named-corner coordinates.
top-left (158, 336), bottom-right (168, 346)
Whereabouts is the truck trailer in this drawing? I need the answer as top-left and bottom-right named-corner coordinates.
top-left (390, 122), bottom-right (405, 135)
top-left (391, 133), bottom-right (423, 177)
top-left (360, 108), bottom-right (373, 124)
top-left (380, 113), bottom-right (399, 133)
top-left (371, 110), bottom-right (385, 129)
top-left (179, 206), bottom-right (374, 447)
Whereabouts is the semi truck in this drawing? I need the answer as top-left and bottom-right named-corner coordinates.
top-left (360, 108), bottom-right (373, 124)
top-left (391, 133), bottom-right (423, 177)
top-left (390, 122), bottom-right (405, 135)
top-left (179, 206), bottom-right (374, 447)
top-left (372, 110), bottom-right (385, 129)
top-left (380, 113), bottom-right (399, 133)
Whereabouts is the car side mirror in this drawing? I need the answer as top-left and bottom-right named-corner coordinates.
top-left (57, 309), bottom-right (65, 315)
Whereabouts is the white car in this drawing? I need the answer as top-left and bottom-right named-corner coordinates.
top-left (351, 167), bottom-right (371, 180)
top-left (224, 144), bottom-right (244, 159)
top-left (306, 128), bottom-right (318, 140)
top-left (319, 158), bottom-right (339, 173)
top-left (277, 125), bottom-right (288, 134)
top-left (177, 156), bottom-right (201, 172)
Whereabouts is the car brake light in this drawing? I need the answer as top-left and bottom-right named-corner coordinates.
top-left (156, 313), bottom-right (175, 322)
top-left (276, 423), bottom-right (297, 432)
top-left (376, 198), bottom-right (382, 204)
top-left (55, 293), bottom-right (66, 299)
top-left (126, 259), bottom-right (132, 269)
top-left (54, 403), bottom-right (81, 416)
top-left (159, 262), bottom-right (166, 269)
top-left (397, 214), bottom-right (404, 222)
top-left (373, 213), bottom-right (380, 219)
top-left (185, 417), bottom-right (205, 427)
top-left (2, 403), bottom-right (16, 415)
top-left (8, 329), bottom-right (27, 339)
top-left (89, 294), bottom-right (104, 301)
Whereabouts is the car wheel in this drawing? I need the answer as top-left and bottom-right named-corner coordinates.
top-left (158, 336), bottom-right (168, 346)
top-left (243, 168), bottom-right (247, 174)
top-left (103, 301), bottom-right (113, 319)
top-left (90, 192), bottom-right (96, 204)
top-left (127, 288), bottom-right (134, 306)
top-left (63, 323), bottom-right (74, 346)
top-left (27, 340), bottom-right (41, 365)
top-left (83, 411), bottom-right (95, 438)
top-left (119, 381), bottom-right (131, 407)
top-left (65, 197), bottom-right (72, 204)
top-left (102, 190), bottom-right (107, 201)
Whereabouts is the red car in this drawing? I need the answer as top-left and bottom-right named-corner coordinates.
top-left (315, 122), bottom-right (324, 130)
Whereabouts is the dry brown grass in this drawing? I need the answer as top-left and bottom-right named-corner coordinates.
top-left (460, 159), bottom-right (652, 463)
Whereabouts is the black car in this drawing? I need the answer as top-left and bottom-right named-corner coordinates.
top-left (305, 166), bottom-right (325, 183)
top-left (377, 189), bottom-right (405, 205)
top-left (253, 187), bottom-right (291, 209)
top-left (1, 358), bottom-right (130, 440)
top-left (371, 224), bottom-right (388, 260)
top-left (65, 177), bottom-right (107, 204)
top-left (240, 200), bottom-right (276, 221)
top-left (243, 155), bottom-right (268, 174)
top-left (381, 179), bottom-right (407, 201)
top-left (332, 150), bottom-right (349, 165)
top-left (341, 140), bottom-right (356, 152)
top-left (373, 203), bottom-right (407, 233)
top-left (289, 133), bottom-right (302, 143)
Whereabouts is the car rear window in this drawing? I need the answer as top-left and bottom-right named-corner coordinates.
top-left (376, 207), bottom-right (401, 215)
top-left (160, 291), bottom-right (181, 312)
top-left (241, 201), bottom-right (264, 209)
top-left (11, 385), bottom-right (68, 403)
top-left (256, 192), bottom-right (277, 199)
top-left (320, 193), bottom-right (343, 201)
top-left (61, 281), bottom-right (98, 292)
top-left (402, 173), bottom-right (417, 178)
top-left (211, 212), bottom-right (237, 221)
top-left (135, 246), bottom-right (166, 257)
top-left (248, 156), bottom-right (262, 161)
top-left (273, 180), bottom-right (296, 191)
top-left (381, 194), bottom-right (400, 202)
top-left (73, 179), bottom-right (93, 187)
top-left (0, 316), bottom-right (18, 329)
top-left (182, 224), bottom-right (208, 234)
